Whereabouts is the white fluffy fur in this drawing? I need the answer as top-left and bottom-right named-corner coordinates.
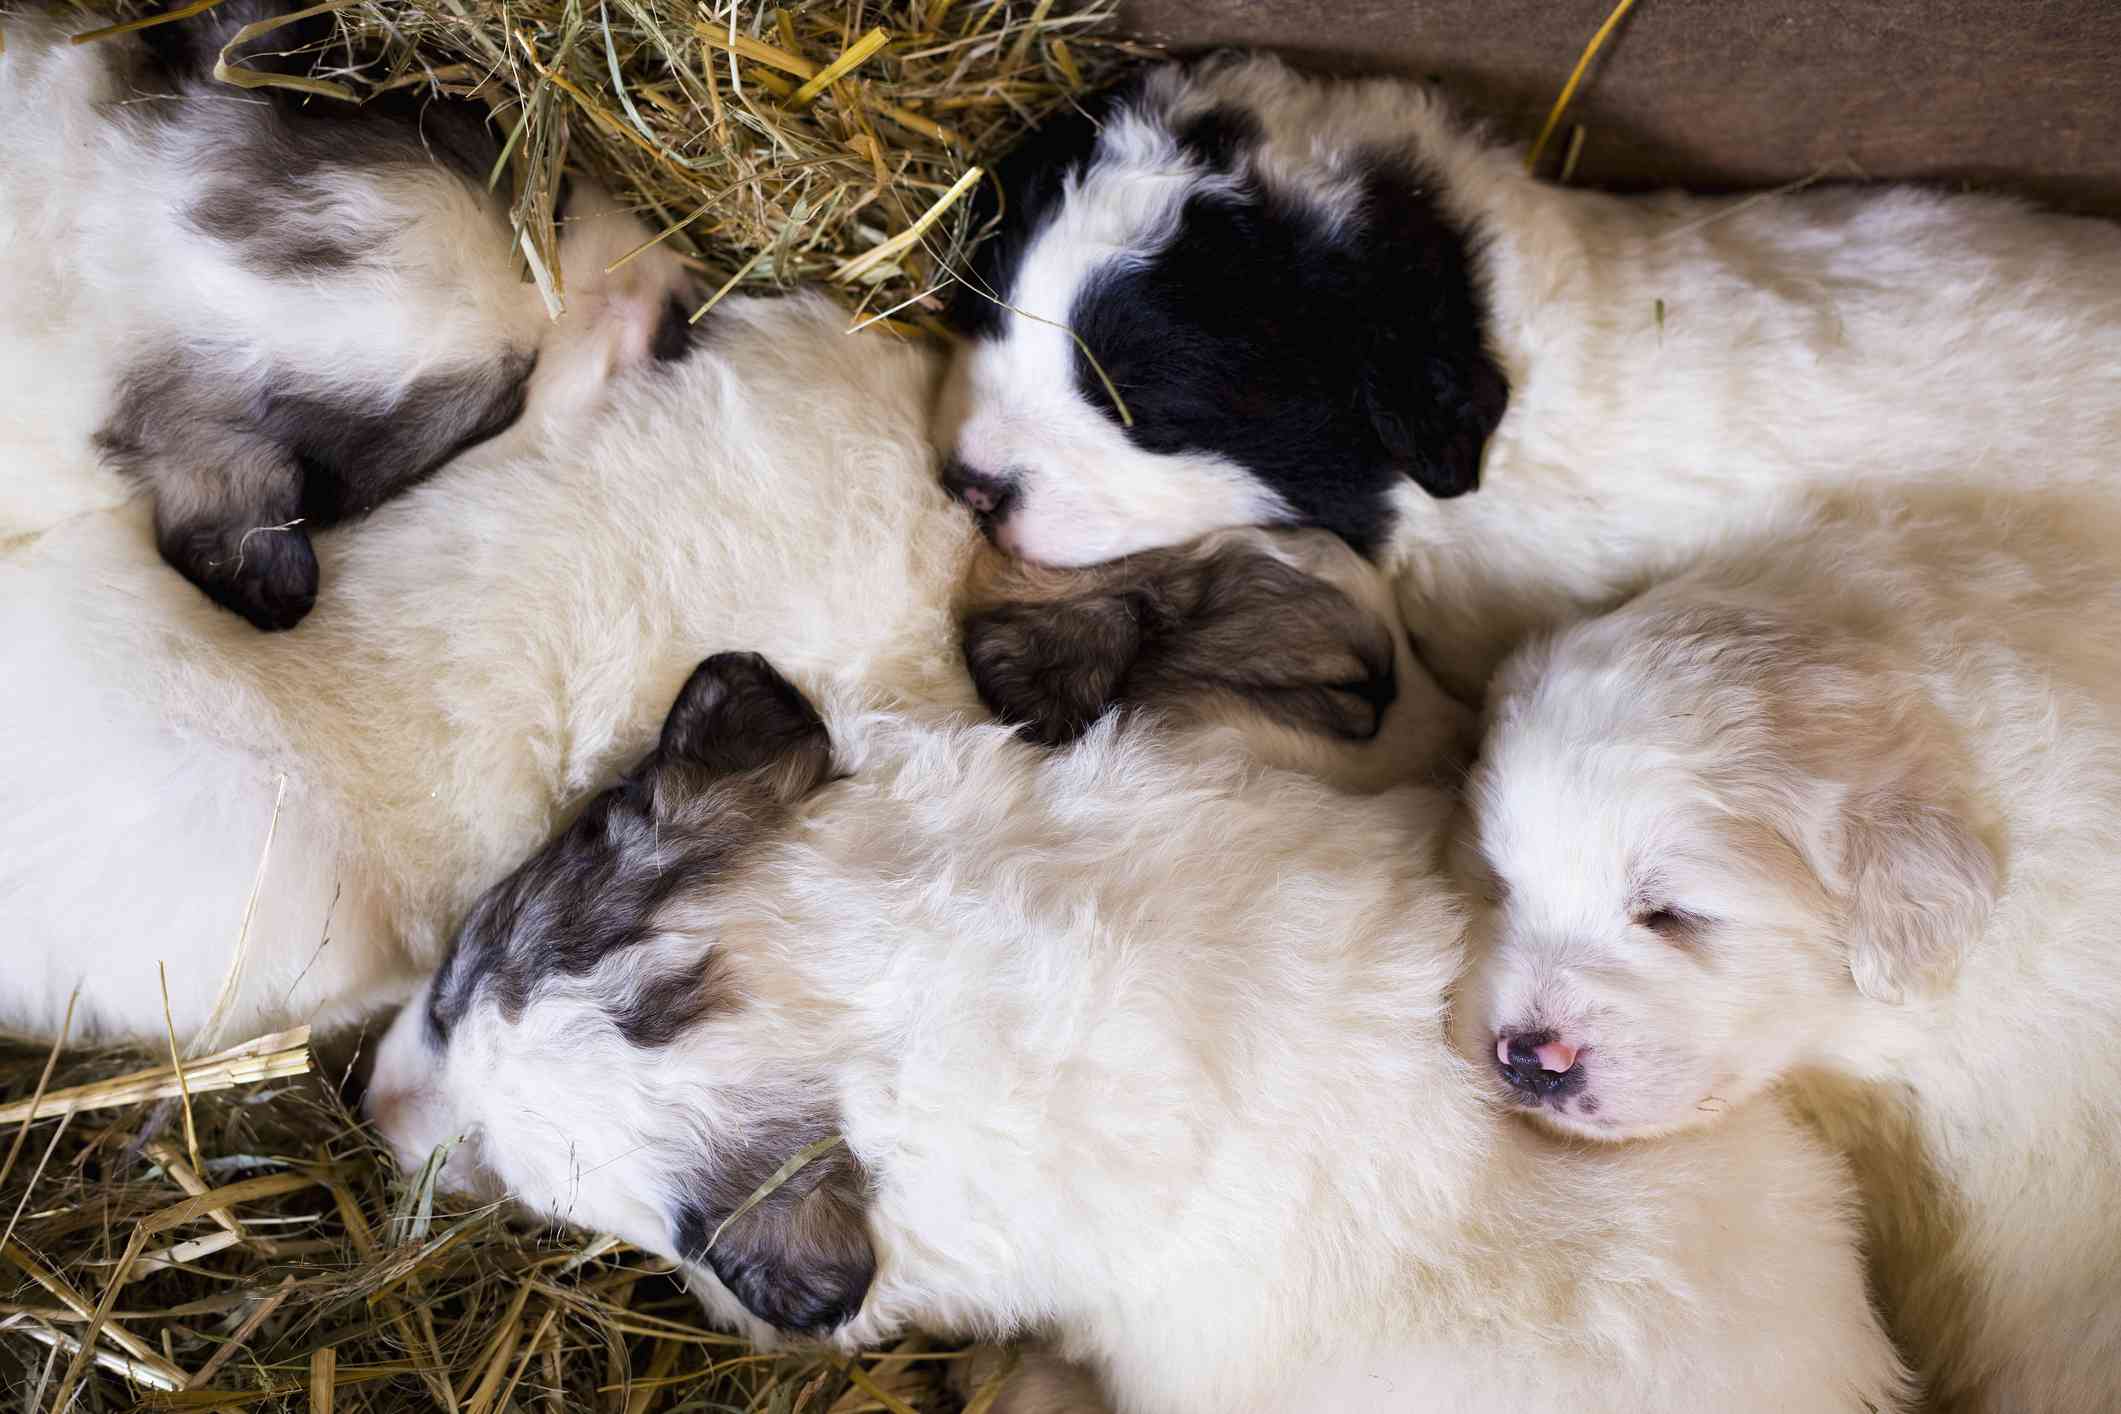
top-left (0, 10), bottom-right (691, 542)
top-left (939, 57), bottom-right (2121, 694)
top-left (1463, 493), bottom-right (2121, 1410)
top-left (365, 696), bottom-right (1906, 1414)
top-left (0, 293), bottom-right (958, 1042)
top-left (1, 288), bottom-right (1457, 1042)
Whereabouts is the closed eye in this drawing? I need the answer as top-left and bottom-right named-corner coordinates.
top-left (1633, 906), bottom-right (1705, 943)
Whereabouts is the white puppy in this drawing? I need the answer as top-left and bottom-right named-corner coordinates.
top-left (935, 55), bottom-right (2121, 693)
top-left (0, 2), bottom-right (694, 626)
top-left (362, 649), bottom-right (1907, 1414)
top-left (1462, 494), bottom-right (2121, 1410)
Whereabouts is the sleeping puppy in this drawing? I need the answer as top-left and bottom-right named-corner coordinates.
top-left (935, 55), bottom-right (2121, 693)
top-left (0, 1), bottom-right (696, 627)
top-left (1, 285), bottom-right (1456, 1045)
top-left (1459, 494), bottom-right (2121, 1411)
top-left (363, 649), bottom-right (1907, 1414)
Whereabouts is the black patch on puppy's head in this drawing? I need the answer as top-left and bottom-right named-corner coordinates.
top-left (947, 79), bottom-right (1140, 340)
top-left (137, 0), bottom-right (336, 83)
top-left (423, 653), bottom-right (834, 1045)
top-left (1070, 154), bottom-right (1508, 545)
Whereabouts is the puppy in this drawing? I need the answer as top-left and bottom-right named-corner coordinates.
top-left (362, 648), bottom-right (1907, 1414)
top-left (2, 284), bottom-right (1456, 1044)
top-left (1460, 495), bottom-right (2121, 1410)
top-left (0, 1), bottom-right (695, 626)
top-left (934, 55), bottom-right (2121, 693)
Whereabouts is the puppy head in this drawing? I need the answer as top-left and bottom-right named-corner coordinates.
top-left (959, 526), bottom-right (1472, 790)
top-left (365, 653), bottom-right (873, 1341)
top-left (936, 58), bottom-right (1507, 569)
top-left (1459, 598), bottom-right (1997, 1140)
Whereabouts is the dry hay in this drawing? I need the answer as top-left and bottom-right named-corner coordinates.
top-left (56, 0), bottom-right (1151, 332)
top-left (0, 1021), bottom-right (1013, 1411)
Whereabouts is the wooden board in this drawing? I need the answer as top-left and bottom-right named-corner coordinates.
top-left (1117, 0), bottom-right (2121, 219)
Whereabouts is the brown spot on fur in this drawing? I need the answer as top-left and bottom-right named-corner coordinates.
top-left (959, 528), bottom-right (1398, 747)
top-left (673, 1112), bottom-right (875, 1334)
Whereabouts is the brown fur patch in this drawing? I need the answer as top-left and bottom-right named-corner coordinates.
top-left (674, 1113), bottom-right (875, 1335)
top-left (959, 529), bottom-right (1399, 747)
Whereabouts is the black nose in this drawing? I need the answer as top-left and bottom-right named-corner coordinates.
top-left (1496, 1029), bottom-right (1585, 1099)
top-left (941, 458), bottom-right (1020, 525)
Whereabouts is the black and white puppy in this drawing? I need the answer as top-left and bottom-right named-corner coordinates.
top-left (936, 56), bottom-right (2121, 692)
top-left (0, 0), bottom-right (697, 628)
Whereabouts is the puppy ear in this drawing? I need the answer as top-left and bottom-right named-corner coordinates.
top-left (1354, 163), bottom-right (1509, 499)
top-left (656, 653), bottom-right (834, 804)
top-left (1839, 790), bottom-right (1997, 1004)
top-left (679, 1126), bottom-right (875, 1335)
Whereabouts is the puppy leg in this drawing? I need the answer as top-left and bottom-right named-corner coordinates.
top-left (97, 360), bottom-right (321, 630)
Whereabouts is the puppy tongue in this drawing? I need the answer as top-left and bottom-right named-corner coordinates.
top-left (1534, 1040), bottom-right (1578, 1073)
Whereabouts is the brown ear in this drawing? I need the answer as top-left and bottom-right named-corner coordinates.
top-left (676, 1121), bottom-right (874, 1335)
top-left (960, 532), bottom-right (1398, 747)
top-left (1839, 789), bottom-right (1997, 1004)
top-left (655, 652), bottom-right (834, 806)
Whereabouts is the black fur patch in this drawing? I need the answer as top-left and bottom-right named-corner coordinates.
top-left (425, 653), bottom-right (834, 1044)
top-left (961, 535), bottom-right (1399, 747)
top-left (1070, 153), bottom-right (1508, 541)
top-left (1171, 103), bottom-right (1261, 171)
top-left (946, 80), bottom-right (1137, 339)
top-left (671, 1117), bottom-right (875, 1334)
top-left (177, 92), bottom-right (506, 280)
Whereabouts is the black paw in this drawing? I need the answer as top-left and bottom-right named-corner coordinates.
top-left (161, 519), bottom-right (321, 632)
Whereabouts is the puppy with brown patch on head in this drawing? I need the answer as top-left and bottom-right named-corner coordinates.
top-left (365, 648), bottom-right (1906, 1414)
top-left (1461, 492), bottom-right (2121, 1412)
top-left (0, 0), bottom-right (697, 627)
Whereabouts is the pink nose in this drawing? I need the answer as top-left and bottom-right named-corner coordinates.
top-left (1496, 1033), bottom-right (1580, 1075)
top-left (1536, 1039), bottom-right (1577, 1073)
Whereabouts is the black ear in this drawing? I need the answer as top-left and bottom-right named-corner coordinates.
top-left (1354, 160), bottom-right (1509, 499)
top-left (138, 0), bottom-right (333, 82)
top-left (656, 653), bottom-right (834, 804)
top-left (962, 595), bottom-right (1145, 746)
top-left (678, 1125), bottom-right (875, 1335)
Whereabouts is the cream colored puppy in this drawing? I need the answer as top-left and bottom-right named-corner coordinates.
top-left (1463, 494), bottom-right (2121, 1411)
top-left (361, 650), bottom-right (1907, 1414)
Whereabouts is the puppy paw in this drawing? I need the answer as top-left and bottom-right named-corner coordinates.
top-left (159, 517), bottom-right (320, 632)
